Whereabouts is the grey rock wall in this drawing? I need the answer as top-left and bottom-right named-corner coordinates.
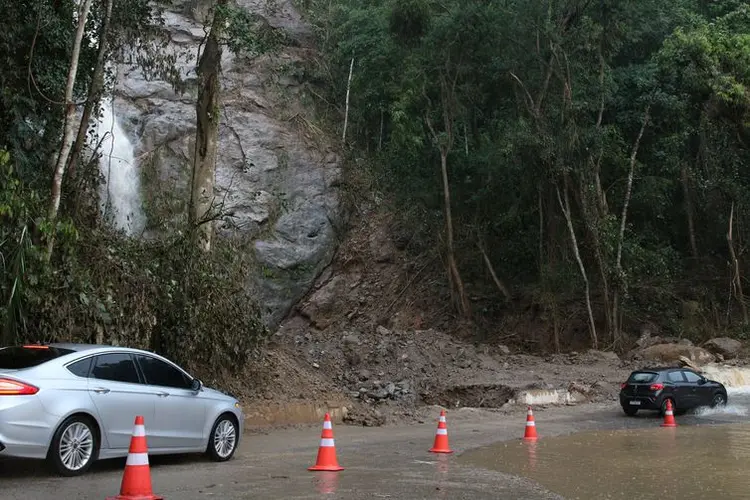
top-left (114, 0), bottom-right (341, 329)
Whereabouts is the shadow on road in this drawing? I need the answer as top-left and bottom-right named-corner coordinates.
top-left (0, 453), bottom-right (211, 480)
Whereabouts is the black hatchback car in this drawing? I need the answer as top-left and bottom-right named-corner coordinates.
top-left (619, 367), bottom-right (728, 416)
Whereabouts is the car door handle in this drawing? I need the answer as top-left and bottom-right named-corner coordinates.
top-left (157, 392), bottom-right (169, 398)
top-left (92, 387), bottom-right (110, 394)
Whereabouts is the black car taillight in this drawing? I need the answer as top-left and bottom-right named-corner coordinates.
top-left (649, 383), bottom-right (664, 391)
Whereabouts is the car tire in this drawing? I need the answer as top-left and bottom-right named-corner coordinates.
top-left (622, 406), bottom-right (638, 416)
top-left (47, 415), bottom-right (99, 477)
top-left (206, 414), bottom-right (239, 462)
top-left (711, 392), bottom-right (727, 408)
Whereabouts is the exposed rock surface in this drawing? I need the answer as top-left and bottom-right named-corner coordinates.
top-left (703, 337), bottom-right (743, 360)
top-left (633, 343), bottom-right (716, 366)
top-left (115, 0), bottom-right (341, 328)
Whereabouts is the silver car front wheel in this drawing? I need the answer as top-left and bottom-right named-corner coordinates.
top-left (207, 415), bottom-right (238, 461)
top-left (49, 416), bottom-right (98, 476)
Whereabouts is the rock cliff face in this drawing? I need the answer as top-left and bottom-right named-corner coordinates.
top-left (114, 0), bottom-right (342, 328)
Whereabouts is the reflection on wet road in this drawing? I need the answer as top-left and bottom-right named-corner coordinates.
top-left (461, 393), bottom-right (750, 499)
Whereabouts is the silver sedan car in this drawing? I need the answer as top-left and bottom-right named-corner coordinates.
top-left (0, 343), bottom-right (243, 476)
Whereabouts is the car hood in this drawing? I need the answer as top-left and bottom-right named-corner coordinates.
top-left (201, 386), bottom-right (235, 401)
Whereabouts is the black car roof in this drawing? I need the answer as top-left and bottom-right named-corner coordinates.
top-left (633, 366), bottom-right (693, 372)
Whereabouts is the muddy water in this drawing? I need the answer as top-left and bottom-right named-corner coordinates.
top-left (461, 423), bottom-right (750, 499)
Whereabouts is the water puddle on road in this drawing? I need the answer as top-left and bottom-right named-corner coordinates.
top-left (461, 423), bottom-right (750, 499)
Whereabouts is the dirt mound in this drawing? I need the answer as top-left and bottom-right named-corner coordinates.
top-left (240, 209), bottom-right (633, 426)
top-left (420, 384), bottom-right (516, 409)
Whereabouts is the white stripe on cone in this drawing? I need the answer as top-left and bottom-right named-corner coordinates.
top-left (320, 438), bottom-right (335, 447)
top-left (436, 429), bottom-right (448, 435)
top-left (132, 425), bottom-right (146, 437)
top-left (323, 421), bottom-right (332, 430)
top-left (125, 452), bottom-right (149, 466)
top-left (526, 421), bottom-right (536, 427)
top-left (439, 416), bottom-right (446, 422)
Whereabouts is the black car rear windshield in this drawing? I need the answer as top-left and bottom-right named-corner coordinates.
top-left (628, 371), bottom-right (658, 383)
top-left (0, 346), bottom-right (74, 369)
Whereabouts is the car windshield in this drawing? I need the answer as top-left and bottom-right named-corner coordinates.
top-left (0, 346), bottom-right (74, 369)
top-left (628, 371), bottom-right (658, 383)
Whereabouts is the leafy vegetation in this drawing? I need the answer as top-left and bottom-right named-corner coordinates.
top-left (3, 0), bottom-right (749, 366)
top-left (0, 0), bottom-right (271, 378)
top-left (300, 0), bottom-right (750, 349)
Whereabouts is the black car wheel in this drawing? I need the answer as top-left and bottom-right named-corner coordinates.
top-left (711, 392), bottom-right (727, 408)
top-left (660, 397), bottom-right (676, 416)
top-left (48, 415), bottom-right (99, 477)
top-left (622, 405), bottom-right (638, 416)
top-left (206, 413), bottom-right (239, 462)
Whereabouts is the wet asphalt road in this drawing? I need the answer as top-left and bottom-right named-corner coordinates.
top-left (1, 399), bottom-right (748, 499)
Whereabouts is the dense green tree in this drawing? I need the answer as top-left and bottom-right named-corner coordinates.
top-left (303, 0), bottom-right (750, 349)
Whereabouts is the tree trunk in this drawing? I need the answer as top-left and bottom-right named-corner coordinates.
top-left (612, 107), bottom-right (650, 341)
top-left (342, 57), bottom-right (354, 144)
top-left (45, 0), bottom-right (95, 260)
top-left (478, 240), bottom-right (511, 302)
top-left (67, 0), bottom-right (114, 191)
top-left (552, 293), bottom-right (561, 354)
top-left (681, 164), bottom-right (699, 259)
top-left (538, 184), bottom-right (544, 277)
top-left (424, 70), bottom-right (471, 319)
top-left (727, 202), bottom-right (748, 325)
top-left (378, 108), bottom-right (384, 151)
top-left (557, 181), bottom-right (598, 349)
top-left (189, 0), bottom-right (225, 252)
top-left (440, 150), bottom-right (471, 317)
top-left (578, 173), bottom-right (612, 341)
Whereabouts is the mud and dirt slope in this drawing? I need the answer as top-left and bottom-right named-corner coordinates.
top-left (237, 209), bottom-right (638, 426)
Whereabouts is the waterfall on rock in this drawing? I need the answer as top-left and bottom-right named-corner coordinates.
top-left (96, 96), bottom-right (145, 235)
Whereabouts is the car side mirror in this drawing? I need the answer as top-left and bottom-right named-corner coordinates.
top-left (698, 378), bottom-right (707, 385)
top-left (191, 378), bottom-right (203, 392)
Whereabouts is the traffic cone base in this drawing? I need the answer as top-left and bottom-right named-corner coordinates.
top-left (308, 413), bottom-right (344, 471)
top-left (661, 399), bottom-right (677, 428)
top-left (429, 410), bottom-right (453, 454)
top-left (106, 416), bottom-right (163, 500)
top-left (523, 406), bottom-right (538, 441)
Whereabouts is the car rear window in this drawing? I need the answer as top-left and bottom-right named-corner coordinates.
top-left (0, 346), bottom-right (74, 369)
top-left (628, 371), bottom-right (658, 383)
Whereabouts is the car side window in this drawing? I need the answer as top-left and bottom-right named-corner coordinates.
top-left (682, 371), bottom-right (702, 383)
top-left (667, 371), bottom-right (685, 383)
top-left (90, 353), bottom-right (141, 384)
top-left (135, 355), bottom-right (192, 390)
top-left (67, 357), bottom-right (93, 378)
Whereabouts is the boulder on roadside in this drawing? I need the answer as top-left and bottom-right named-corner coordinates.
top-left (298, 275), bottom-right (350, 329)
top-left (636, 335), bottom-right (693, 349)
top-left (635, 343), bottom-right (715, 366)
top-left (703, 337), bottom-right (743, 360)
top-left (677, 355), bottom-right (703, 372)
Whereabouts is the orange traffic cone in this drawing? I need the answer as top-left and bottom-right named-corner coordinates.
top-left (308, 413), bottom-right (344, 471)
top-left (107, 416), bottom-right (162, 500)
top-left (523, 406), bottom-right (538, 441)
top-left (429, 409), bottom-right (453, 453)
top-left (661, 399), bottom-right (677, 428)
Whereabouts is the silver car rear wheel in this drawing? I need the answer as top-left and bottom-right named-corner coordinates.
top-left (59, 422), bottom-right (94, 471)
top-left (49, 415), bottom-right (99, 476)
top-left (207, 415), bottom-right (238, 461)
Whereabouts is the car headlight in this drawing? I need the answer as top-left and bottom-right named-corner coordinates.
top-left (234, 401), bottom-right (242, 410)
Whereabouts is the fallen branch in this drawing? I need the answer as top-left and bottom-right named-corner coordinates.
top-left (477, 240), bottom-right (511, 302)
